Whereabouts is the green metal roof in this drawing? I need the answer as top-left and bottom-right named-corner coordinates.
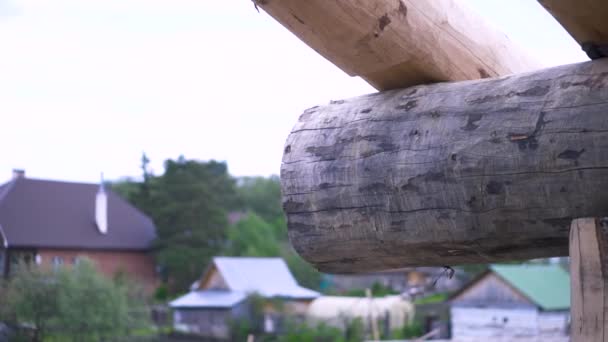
top-left (491, 264), bottom-right (570, 311)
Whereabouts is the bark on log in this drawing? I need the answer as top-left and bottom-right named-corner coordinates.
top-left (281, 59), bottom-right (608, 273)
top-left (256, 0), bottom-right (540, 90)
top-left (539, 0), bottom-right (608, 59)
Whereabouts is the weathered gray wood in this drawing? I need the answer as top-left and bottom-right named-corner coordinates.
top-left (570, 217), bottom-right (608, 342)
top-left (281, 59), bottom-right (608, 273)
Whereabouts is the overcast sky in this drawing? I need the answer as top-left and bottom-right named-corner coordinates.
top-left (0, 0), bottom-right (587, 183)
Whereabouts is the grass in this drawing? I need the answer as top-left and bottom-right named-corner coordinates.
top-left (333, 282), bottom-right (400, 297)
top-left (413, 292), bottom-right (448, 305)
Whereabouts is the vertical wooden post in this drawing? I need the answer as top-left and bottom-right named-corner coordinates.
top-left (366, 288), bottom-right (380, 341)
top-left (570, 218), bottom-right (608, 341)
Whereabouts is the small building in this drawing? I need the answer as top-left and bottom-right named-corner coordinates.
top-left (0, 170), bottom-right (158, 290)
top-left (170, 257), bottom-right (319, 339)
top-left (450, 264), bottom-right (570, 341)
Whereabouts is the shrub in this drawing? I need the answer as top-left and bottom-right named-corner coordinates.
top-left (153, 284), bottom-right (169, 302)
top-left (277, 322), bottom-right (346, 342)
top-left (0, 258), bottom-right (149, 341)
top-left (342, 281), bottom-right (399, 297)
top-left (391, 321), bottom-right (424, 339)
top-left (344, 318), bottom-right (365, 342)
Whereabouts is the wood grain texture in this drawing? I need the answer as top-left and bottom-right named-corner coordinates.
top-left (539, 0), bottom-right (608, 53)
top-left (570, 217), bottom-right (608, 342)
top-left (257, 0), bottom-right (540, 90)
top-left (281, 59), bottom-right (608, 273)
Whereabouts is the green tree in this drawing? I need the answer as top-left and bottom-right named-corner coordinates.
top-left (153, 158), bottom-right (237, 292)
top-left (109, 176), bottom-right (140, 202)
top-left (225, 212), bottom-right (281, 257)
top-left (283, 249), bottom-right (322, 291)
top-left (112, 153), bottom-right (155, 218)
top-left (53, 260), bottom-right (148, 341)
top-left (113, 157), bottom-right (324, 293)
top-left (236, 176), bottom-right (283, 223)
top-left (113, 155), bottom-right (239, 293)
top-left (0, 259), bottom-right (149, 342)
top-left (0, 263), bottom-right (60, 342)
top-left (233, 176), bottom-right (322, 290)
top-left (223, 212), bottom-right (321, 291)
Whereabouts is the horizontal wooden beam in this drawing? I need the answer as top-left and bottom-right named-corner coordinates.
top-left (281, 59), bottom-right (608, 273)
top-left (539, 0), bottom-right (608, 59)
top-left (257, 0), bottom-right (540, 90)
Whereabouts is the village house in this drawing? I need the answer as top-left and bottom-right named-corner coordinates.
top-left (170, 257), bottom-right (319, 339)
top-left (450, 264), bottom-right (570, 341)
top-left (0, 170), bottom-right (158, 289)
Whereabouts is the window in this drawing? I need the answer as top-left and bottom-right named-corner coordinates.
top-left (72, 256), bottom-right (83, 265)
top-left (264, 314), bottom-right (275, 333)
top-left (174, 311), bottom-right (182, 323)
top-left (9, 250), bottom-right (37, 273)
top-left (52, 256), bottom-right (64, 270)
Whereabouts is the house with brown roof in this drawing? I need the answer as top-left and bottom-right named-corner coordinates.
top-left (0, 170), bottom-right (158, 289)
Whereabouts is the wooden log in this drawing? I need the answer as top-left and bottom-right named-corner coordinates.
top-left (281, 59), bottom-right (608, 273)
top-left (256, 0), bottom-right (540, 90)
top-left (570, 218), bottom-right (608, 342)
top-left (538, 0), bottom-right (608, 59)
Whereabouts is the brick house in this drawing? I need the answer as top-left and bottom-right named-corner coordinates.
top-left (0, 170), bottom-right (158, 289)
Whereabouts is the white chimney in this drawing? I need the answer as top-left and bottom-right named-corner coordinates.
top-left (95, 173), bottom-right (108, 234)
top-left (12, 169), bottom-right (25, 179)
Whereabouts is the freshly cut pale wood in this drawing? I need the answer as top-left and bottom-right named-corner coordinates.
top-left (257, 0), bottom-right (540, 90)
top-left (539, 0), bottom-right (608, 59)
top-left (281, 59), bottom-right (608, 273)
top-left (570, 218), bottom-right (608, 342)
